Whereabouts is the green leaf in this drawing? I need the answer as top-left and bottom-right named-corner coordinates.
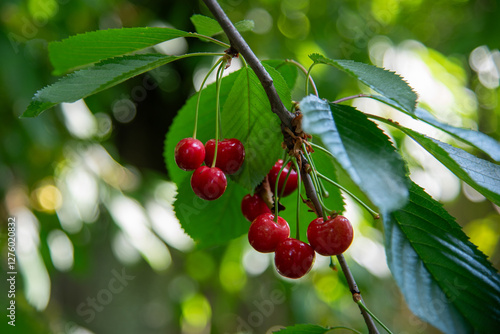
top-left (190, 15), bottom-right (222, 37)
top-left (173, 177), bottom-right (249, 248)
top-left (300, 95), bottom-right (409, 213)
top-left (368, 97), bottom-right (500, 162)
top-left (273, 324), bottom-right (330, 334)
top-left (49, 27), bottom-right (191, 74)
top-left (384, 183), bottom-right (500, 333)
top-left (221, 64), bottom-right (291, 190)
top-left (191, 14), bottom-right (254, 37)
top-left (414, 107), bottom-right (500, 162)
top-left (310, 53), bottom-right (417, 114)
top-left (22, 54), bottom-right (184, 118)
top-left (378, 119), bottom-right (500, 206)
top-left (263, 60), bottom-right (299, 92)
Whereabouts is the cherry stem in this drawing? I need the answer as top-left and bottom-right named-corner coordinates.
top-left (316, 171), bottom-right (380, 219)
top-left (194, 57), bottom-right (225, 139)
top-left (291, 158), bottom-right (302, 240)
top-left (212, 60), bottom-right (226, 168)
top-left (302, 143), bottom-right (329, 220)
top-left (356, 300), bottom-right (393, 334)
top-left (274, 156), bottom-right (291, 221)
top-left (189, 33), bottom-right (230, 48)
top-left (332, 93), bottom-right (370, 104)
top-left (284, 59), bottom-right (319, 97)
top-left (305, 63), bottom-right (318, 97)
top-left (308, 142), bottom-right (379, 218)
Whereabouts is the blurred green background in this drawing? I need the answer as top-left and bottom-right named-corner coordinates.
top-left (1, 0), bottom-right (499, 333)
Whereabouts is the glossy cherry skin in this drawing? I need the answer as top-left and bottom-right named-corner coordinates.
top-left (274, 238), bottom-right (315, 279)
top-left (191, 166), bottom-right (227, 200)
top-left (267, 159), bottom-right (298, 197)
top-left (204, 138), bottom-right (245, 174)
top-left (174, 138), bottom-right (205, 171)
top-left (248, 213), bottom-right (290, 253)
top-left (307, 215), bottom-right (354, 256)
top-left (241, 194), bottom-right (272, 222)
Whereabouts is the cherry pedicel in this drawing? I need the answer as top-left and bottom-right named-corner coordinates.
top-left (191, 166), bottom-right (227, 200)
top-left (205, 138), bottom-right (245, 174)
top-left (174, 138), bottom-right (205, 171)
top-left (307, 215), bottom-right (354, 256)
top-left (248, 213), bottom-right (290, 253)
top-left (241, 194), bottom-right (272, 222)
top-left (268, 159), bottom-right (298, 197)
top-left (274, 238), bottom-right (315, 279)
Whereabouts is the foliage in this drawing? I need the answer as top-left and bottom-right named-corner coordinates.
top-left (2, 0), bottom-right (500, 333)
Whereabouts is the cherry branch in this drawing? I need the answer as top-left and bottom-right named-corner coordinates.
top-left (202, 0), bottom-right (294, 129)
top-left (202, 1), bottom-right (380, 333)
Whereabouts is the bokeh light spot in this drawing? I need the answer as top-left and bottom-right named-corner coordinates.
top-left (35, 183), bottom-right (63, 212)
top-left (181, 294), bottom-right (212, 331)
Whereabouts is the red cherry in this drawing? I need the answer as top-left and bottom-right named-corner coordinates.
top-left (241, 194), bottom-right (272, 222)
top-left (204, 138), bottom-right (245, 174)
top-left (248, 213), bottom-right (290, 253)
top-left (174, 138), bottom-right (205, 171)
top-left (267, 159), bottom-right (298, 197)
top-left (191, 166), bottom-right (227, 200)
top-left (274, 238), bottom-right (315, 279)
top-left (307, 215), bottom-right (354, 256)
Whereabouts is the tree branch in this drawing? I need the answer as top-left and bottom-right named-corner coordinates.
top-left (202, 1), bottom-right (380, 333)
top-left (202, 0), bottom-right (294, 129)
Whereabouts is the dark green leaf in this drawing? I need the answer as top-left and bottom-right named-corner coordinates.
top-left (300, 95), bottom-right (409, 213)
top-left (221, 64), bottom-right (291, 190)
top-left (49, 27), bottom-right (190, 74)
top-left (173, 177), bottom-right (249, 248)
top-left (384, 183), bottom-right (500, 333)
top-left (414, 107), bottom-right (500, 162)
top-left (191, 14), bottom-right (254, 37)
top-left (22, 54), bottom-right (183, 118)
top-left (379, 119), bottom-right (500, 206)
top-left (272, 324), bottom-right (330, 334)
top-left (368, 96), bottom-right (500, 162)
top-left (309, 53), bottom-right (417, 114)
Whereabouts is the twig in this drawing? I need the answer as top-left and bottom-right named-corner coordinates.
top-left (202, 1), bottom-right (380, 333)
top-left (202, 0), bottom-right (294, 129)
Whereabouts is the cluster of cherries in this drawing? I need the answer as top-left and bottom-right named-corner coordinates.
top-left (175, 137), bottom-right (245, 200)
top-left (241, 160), bottom-right (354, 279)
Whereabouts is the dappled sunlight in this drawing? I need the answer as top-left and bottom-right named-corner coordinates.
top-left (60, 100), bottom-right (97, 140)
top-left (47, 229), bottom-right (74, 272)
top-left (242, 245), bottom-right (271, 276)
top-left (147, 199), bottom-right (195, 252)
top-left (403, 136), bottom-right (461, 202)
top-left (13, 206), bottom-right (51, 311)
top-left (107, 194), bottom-right (172, 272)
top-left (470, 46), bottom-right (500, 90)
